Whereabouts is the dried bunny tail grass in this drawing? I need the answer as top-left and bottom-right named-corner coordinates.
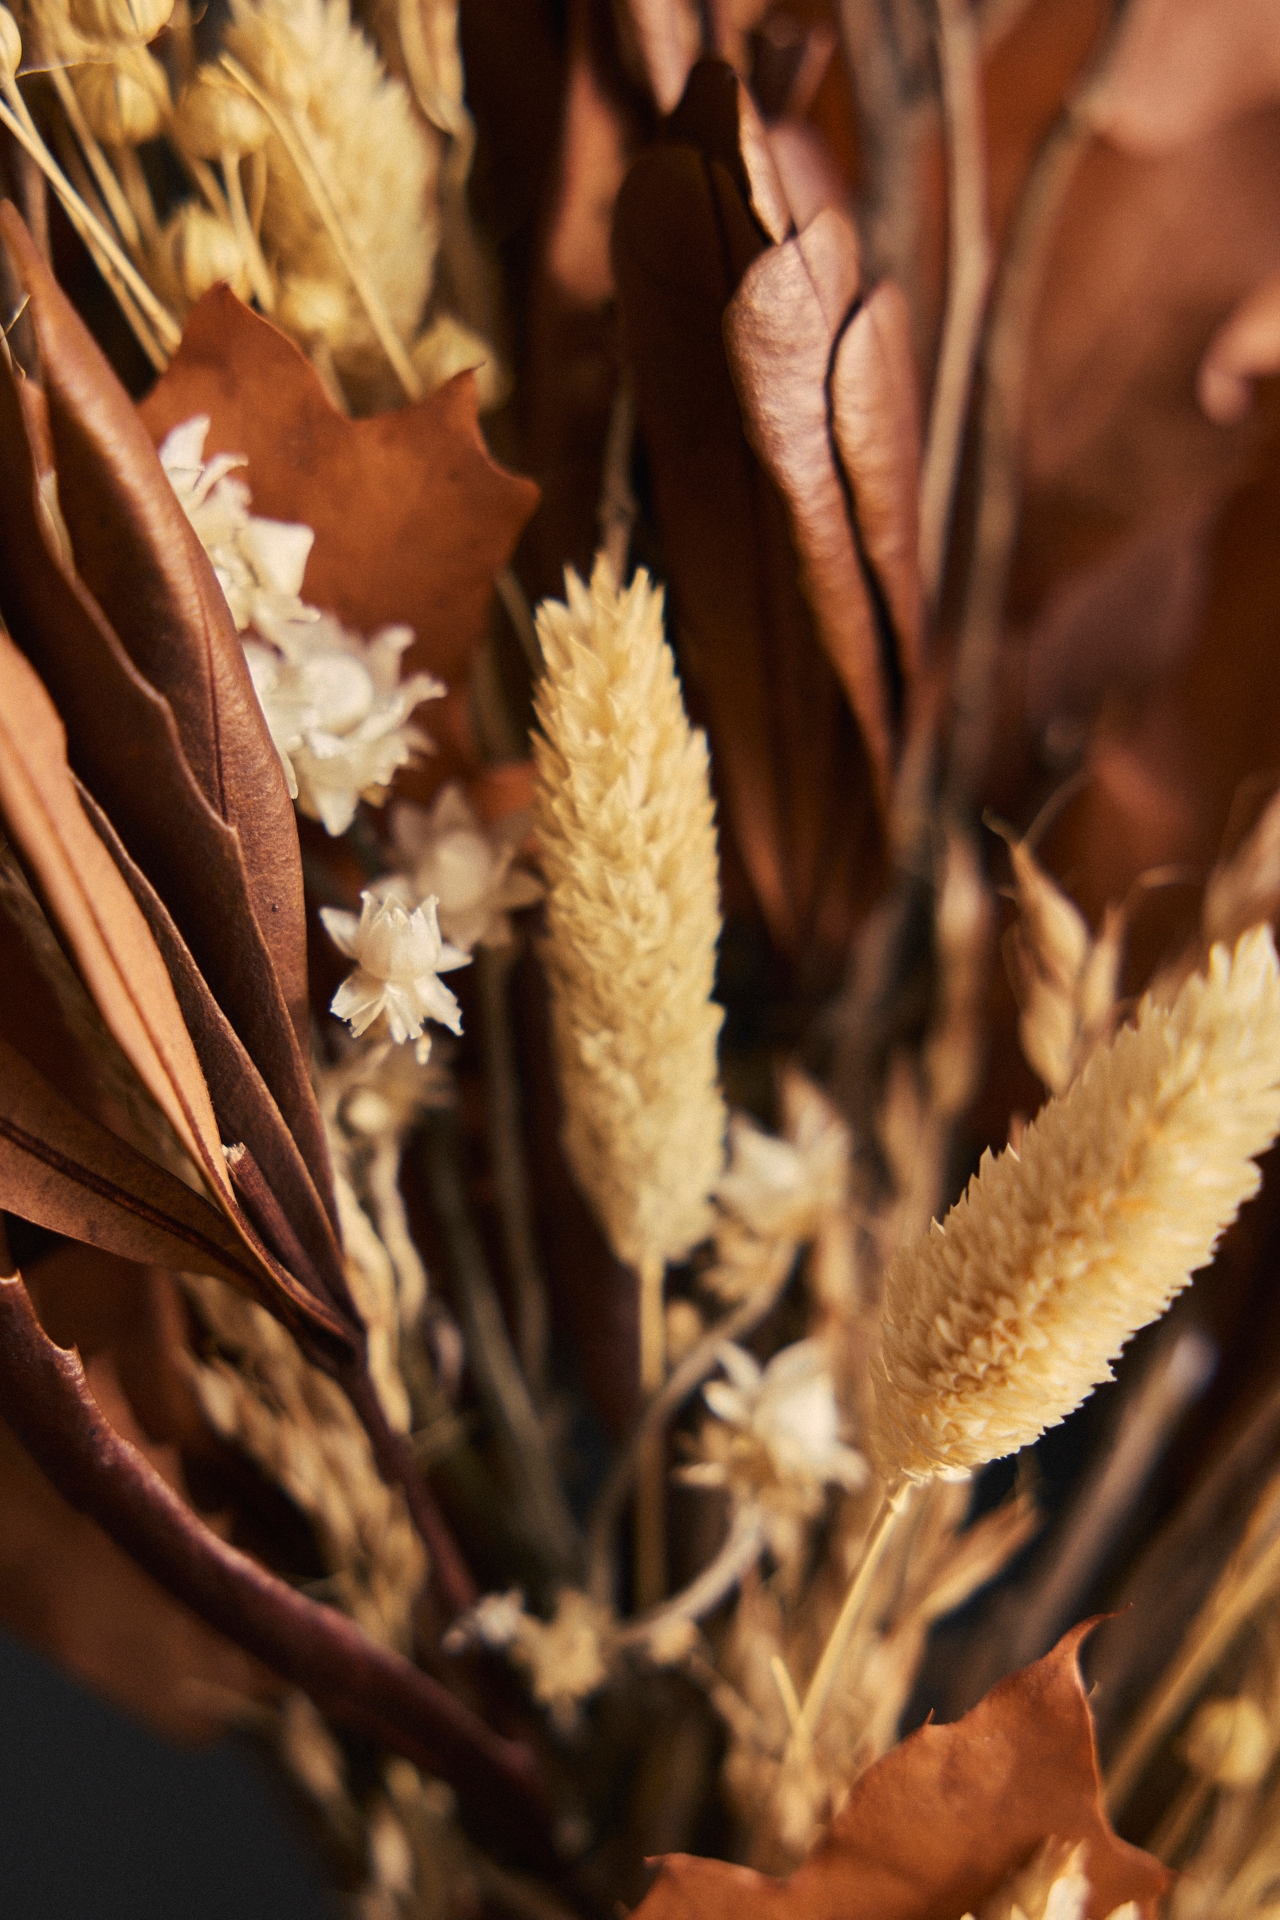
top-left (224, 0), bottom-right (439, 399)
top-left (532, 557), bottom-right (727, 1277)
top-left (872, 926), bottom-right (1280, 1484)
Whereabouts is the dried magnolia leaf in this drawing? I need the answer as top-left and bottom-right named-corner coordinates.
top-left (79, 783), bottom-right (352, 1315)
top-left (0, 624), bottom-right (226, 1193)
top-left (0, 206), bottom-right (311, 1056)
top-left (0, 283), bottom-right (337, 1222)
top-left (0, 1321), bottom-right (278, 1744)
top-left (1198, 263), bottom-right (1280, 426)
top-left (667, 60), bottom-right (792, 245)
top-left (632, 1628), bottom-right (1167, 1920)
top-left (138, 284), bottom-right (539, 790)
top-left (725, 208), bottom-right (900, 814)
top-left (616, 0), bottom-right (704, 115)
top-left (613, 84), bottom-right (884, 969)
top-left (829, 280), bottom-right (923, 683)
top-left (1083, 0), bottom-right (1280, 155)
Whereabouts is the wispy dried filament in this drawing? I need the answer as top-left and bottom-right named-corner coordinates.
top-left (873, 927), bottom-right (1280, 1483)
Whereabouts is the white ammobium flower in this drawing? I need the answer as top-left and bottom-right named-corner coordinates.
top-left (161, 415), bottom-right (443, 833)
top-left (684, 1340), bottom-right (867, 1516)
top-left (873, 927), bottom-right (1280, 1484)
top-left (244, 625), bottom-right (442, 836)
top-left (443, 1588), bottom-right (614, 1733)
top-left (320, 891), bottom-right (469, 1058)
top-left (716, 1070), bottom-right (850, 1244)
top-left (387, 783), bottom-right (542, 952)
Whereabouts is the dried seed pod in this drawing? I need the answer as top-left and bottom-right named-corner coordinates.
top-left (73, 46), bottom-right (170, 145)
top-left (66, 0), bottom-right (173, 42)
top-left (277, 274), bottom-right (353, 348)
top-left (162, 204), bottom-right (251, 303)
top-left (173, 66), bottom-right (268, 158)
top-left (1180, 1696), bottom-right (1273, 1789)
top-left (0, 6), bottom-right (21, 84)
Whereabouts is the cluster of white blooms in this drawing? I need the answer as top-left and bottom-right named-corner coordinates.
top-left (160, 414), bottom-right (443, 834)
top-left (319, 892), bottom-right (469, 1063)
top-left (684, 1339), bottom-right (867, 1529)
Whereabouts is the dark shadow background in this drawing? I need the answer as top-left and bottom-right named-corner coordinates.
top-left (0, 1628), bottom-right (332, 1920)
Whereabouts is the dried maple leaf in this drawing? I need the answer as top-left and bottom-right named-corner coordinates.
top-left (138, 284), bottom-right (538, 798)
top-left (633, 1627), bottom-right (1167, 1920)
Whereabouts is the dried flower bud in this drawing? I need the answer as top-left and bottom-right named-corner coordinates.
top-left (66, 0), bottom-right (173, 42)
top-left (277, 275), bottom-right (353, 348)
top-left (73, 46), bottom-right (170, 144)
top-left (163, 205), bottom-right (251, 304)
top-left (1180, 1695), bottom-right (1272, 1788)
top-left (174, 67), bottom-right (268, 158)
top-left (0, 6), bottom-right (21, 84)
top-left (412, 312), bottom-right (509, 412)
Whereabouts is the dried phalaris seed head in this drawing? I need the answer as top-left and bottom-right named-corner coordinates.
top-left (0, 7), bottom-right (21, 84)
top-left (67, 0), bottom-right (174, 42)
top-left (277, 274), bottom-right (353, 349)
top-left (174, 66), bottom-right (268, 158)
top-left (163, 204), bottom-right (251, 303)
top-left (73, 45), bottom-right (170, 144)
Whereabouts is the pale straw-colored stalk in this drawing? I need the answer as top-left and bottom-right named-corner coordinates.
top-left (533, 558), bottom-right (726, 1604)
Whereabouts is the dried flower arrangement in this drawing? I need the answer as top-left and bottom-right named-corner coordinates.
top-left (2, 0), bottom-right (1280, 1915)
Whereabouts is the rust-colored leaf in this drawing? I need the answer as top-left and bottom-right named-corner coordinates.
top-left (0, 205), bottom-right (311, 1055)
top-left (137, 285), bottom-right (539, 693)
top-left (613, 75), bottom-right (884, 973)
top-left (0, 302), bottom-right (336, 1218)
top-left (725, 209), bottom-right (901, 814)
top-left (0, 1311), bottom-right (278, 1744)
top-left (632, 1628), bottom-right (1168, 1920)
top-left (1084, 0), bottom-right (1280, 154)
top-left (0, 625), bottom-right (226, 1194)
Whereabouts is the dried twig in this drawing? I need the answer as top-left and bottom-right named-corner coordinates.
top-left (918, 0), bottom-right (992, 616)
top-left (586, 1268), bottom-right (792, 1604)
top-left (419, 1109), bottom-right (582, 1581)
top-left (478, 944), bottom-right (550, 1405)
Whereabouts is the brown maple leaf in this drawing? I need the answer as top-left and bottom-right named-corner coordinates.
top-left (138, 284), bottom-right (539, 797)
top-left (632, 1627), bottom-right (1168, 1920)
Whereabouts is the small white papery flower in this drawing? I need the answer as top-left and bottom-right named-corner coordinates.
top-left (387, 783), bottom-right (542, 952)
top-left (443, 1588), bottom-right (613, 1732)
top-left (686, 1339), bottom-right (867, 1512)
top-left (321, 890), bottom-right (469, 1057)
top-left (162, 415), bottom-right (443, 834)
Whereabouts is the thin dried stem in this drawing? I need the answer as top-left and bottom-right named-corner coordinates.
top-left (419, 1109), bottom-right (582, 1581)
top-left (495, 567), bottom-right (542, 674)
top-left (0, 82), bottom-right (178, 359)
top-left (218, 53), bottom-right (424, 402)
top-left (790, 1481), bottom-right (911, 1753)
top-left (944, 17), bottom-right (1123, 801)
top-left (586, 1268), bottom-right (792, 1602)
top-left (1106, 1482), bottom-right (1280, 1813)
top-left (635, 1250), bottom-right (668, 1608)
top-left (598, 373), bottom-right (637, 586)
top-left (222, 148), bottom-right (276, 313)
top-left (478, 944), bottom-right (550, 1405)
top-left (618, 1506), bottom-right (766, 1645)
top-left (114, 144), bottom-right (158, 251)
top-left (47, 63), bottom-right (141, 257)
top-left (918, 0), bottom-right (992, 616)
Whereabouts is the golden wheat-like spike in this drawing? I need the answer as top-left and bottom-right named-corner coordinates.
top-left (224, 0), bottom-right (439, 405)
top-left (872, 925), bottom-right (1280, 1483)
top-left (532, 557), bottom-right (726, 1278)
